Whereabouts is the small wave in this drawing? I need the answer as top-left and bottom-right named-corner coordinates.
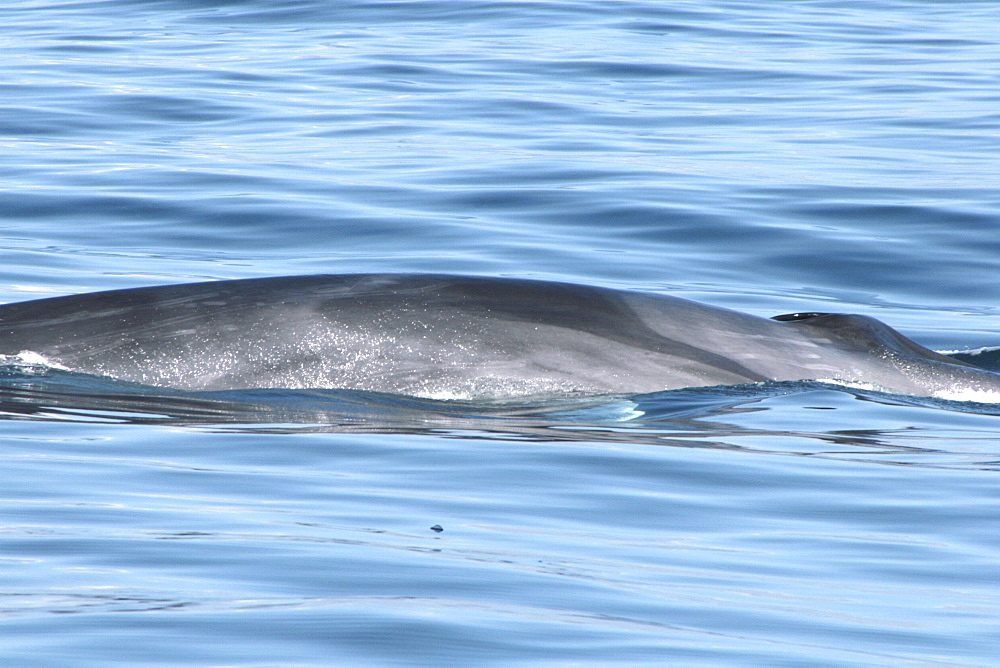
top-left (808, 376), bottom-right (1000, 408)
top-left (942, 346), bottom-right (1000, 373)
top-left (3, 361), bottom-right (999, 432)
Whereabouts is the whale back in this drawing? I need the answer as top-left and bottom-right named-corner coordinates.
top-left (1, 274), bottom-right (998, 399)
top-left (0, 274), bottom-right (772, 395)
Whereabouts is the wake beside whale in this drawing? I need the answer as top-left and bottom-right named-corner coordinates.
top-left (1, 273), bottom-right (998, 401)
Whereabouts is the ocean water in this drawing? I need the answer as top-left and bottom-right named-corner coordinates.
top-left (2, 1), bottom-right (1000, 665)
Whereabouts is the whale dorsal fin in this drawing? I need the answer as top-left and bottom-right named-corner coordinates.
top-left (772, 312), bottom-right (974, 367)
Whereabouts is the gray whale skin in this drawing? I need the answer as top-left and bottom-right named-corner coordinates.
top-left (1, 273), bottom-right (997, 400)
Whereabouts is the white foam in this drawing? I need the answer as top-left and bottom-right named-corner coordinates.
top-left (422, 389), bottom-right (473, 401)
top-left (1, 350), bottom-right (70, 371)
top-left (815, 378), bottom-right (883, 393)
top-left (817, 377), bottom-right (1000, 404)
top-left (938, 346), bottom-right (1000, 357)
top-left (930, 388), bottom-right (1000, 404)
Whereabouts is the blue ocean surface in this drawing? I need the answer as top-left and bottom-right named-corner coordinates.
top-left (2, 1), bottom-right (1000, 665)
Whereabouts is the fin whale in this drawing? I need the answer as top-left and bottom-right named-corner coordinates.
top-left (0, 274), bottom-right (997, 400)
